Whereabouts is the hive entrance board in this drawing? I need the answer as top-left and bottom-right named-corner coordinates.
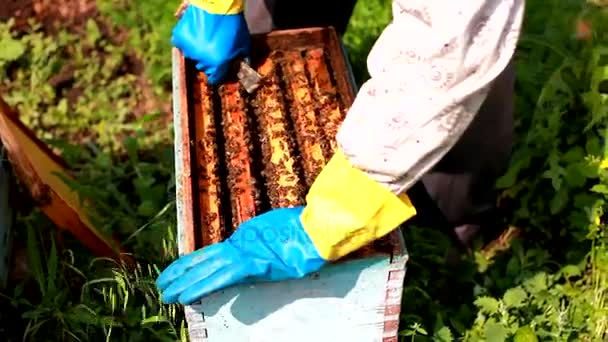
top-left (175, 27), bottom-right (403, 263)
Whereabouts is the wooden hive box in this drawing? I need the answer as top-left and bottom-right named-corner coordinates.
top-left (172, 27), bottom-right (408, 342)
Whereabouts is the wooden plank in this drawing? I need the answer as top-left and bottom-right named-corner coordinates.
top-left (0, 96), bottom-right (131, 264)
top-left (173, 48), bottom-right (197, 255)
top-left (189, 256), bottom-right (393, 342)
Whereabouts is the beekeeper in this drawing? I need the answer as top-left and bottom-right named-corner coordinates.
top-left (157, 0), bottom-right (525, 305)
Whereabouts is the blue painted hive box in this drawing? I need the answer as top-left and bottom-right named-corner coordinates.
top-left (172, 27), bottom-right (408, 342)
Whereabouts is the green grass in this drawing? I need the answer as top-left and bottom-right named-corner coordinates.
top-left (1, 0), bottom-right (608, 341)
top-left (345, 1), bottom-right (608, 340)
top-left (343, 0), bottom-right (392, 84)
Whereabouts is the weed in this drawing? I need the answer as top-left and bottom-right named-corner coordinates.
top-left (0, 8), bottom-right (183, 341)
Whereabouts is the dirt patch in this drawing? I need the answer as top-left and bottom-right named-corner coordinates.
top-left (0, 0), bottom-right (97, 32)
top-left (2, 0), bottom-right (172, 145)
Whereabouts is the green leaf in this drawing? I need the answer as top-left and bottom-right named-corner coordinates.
top-left (578, 161), bottom-right (600, 179)
top-left (138, 200), bottom-right (158, 217)
top-left (503, 287), bottom-right (528, 308)
top-left (586, 135), bottom-right (602, 156)
top-left (550, 187), bottom-right (569, 214)
top-left (524, 272), bottom-right (548, 294)
top-left (590, 183), bottom-right (608, 195)
top-left (513, 326), bottom-right (538, 342)
top-left (0, 37), bottom-right (25, 62)
top-left (95, 153), bottom-right (112, 169)
top-left (46, 237), bottom-right (58, 296)
top-left (474, 296), bottom-right (500, 314)
top-left (560, 264), bottom-right (582, 278)
top-left (506, 256), bottom-right (521, 276)
top-left (433, 326), bottom-right (453, 342)
top-left (26, 223), bottom-right (46, 297)
top-left (564, 163), bottom-right (587, 188)
top-left (124, 136), bottom-right (139, 160)
top-left (496, 156), bottom-right (529, 189)
top-left (485, 322), bottom-right (507, 342)
top-left (563, 146), bottom-right (585, 163)
top-left (85, 19), bottom-right (102, 45)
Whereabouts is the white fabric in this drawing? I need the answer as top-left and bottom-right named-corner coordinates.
top-left (337, 0), bottom-right (525, 195)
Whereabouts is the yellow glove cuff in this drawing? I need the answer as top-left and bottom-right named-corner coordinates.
top-left (300, 149), bottom-right (417, 261)
top-left (190, 0), bottom-right (244, 15)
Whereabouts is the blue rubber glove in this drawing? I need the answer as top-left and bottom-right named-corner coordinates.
top-left (156, 207), bottom-right (327, 305)
top-left (172, 1), bottom-right (251, 85)
top-left (157, 150), bottom-right (417, 305)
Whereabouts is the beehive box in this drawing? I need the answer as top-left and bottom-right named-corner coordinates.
top-left (172, 27), bottom-right (408, 342)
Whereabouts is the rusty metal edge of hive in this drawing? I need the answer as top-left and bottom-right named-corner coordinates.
top-left (173, 28), bottom-right (409, 341)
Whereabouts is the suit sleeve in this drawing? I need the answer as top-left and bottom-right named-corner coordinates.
top-left (336, 0), bottom-right (525, 195)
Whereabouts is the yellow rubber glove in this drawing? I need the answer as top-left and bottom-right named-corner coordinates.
top-left (300, 149), bottom-right (417, 261)
top-left (189, 0), bottom-right (244, 15)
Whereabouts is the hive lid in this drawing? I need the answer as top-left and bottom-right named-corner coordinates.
top-left (0, 96), bottom-right (130, 263)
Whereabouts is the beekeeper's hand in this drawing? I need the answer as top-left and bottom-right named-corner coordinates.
top-left (156, 149), bottom-right (417, 304)
top-left (172, 0), bottom-right (250, 85)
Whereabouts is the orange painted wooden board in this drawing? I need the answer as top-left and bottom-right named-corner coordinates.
top-left (0, 96), bottom-right (131, 264)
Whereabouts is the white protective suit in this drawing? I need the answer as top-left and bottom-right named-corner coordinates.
top-left (338, 0), bottom-right (524, 196)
